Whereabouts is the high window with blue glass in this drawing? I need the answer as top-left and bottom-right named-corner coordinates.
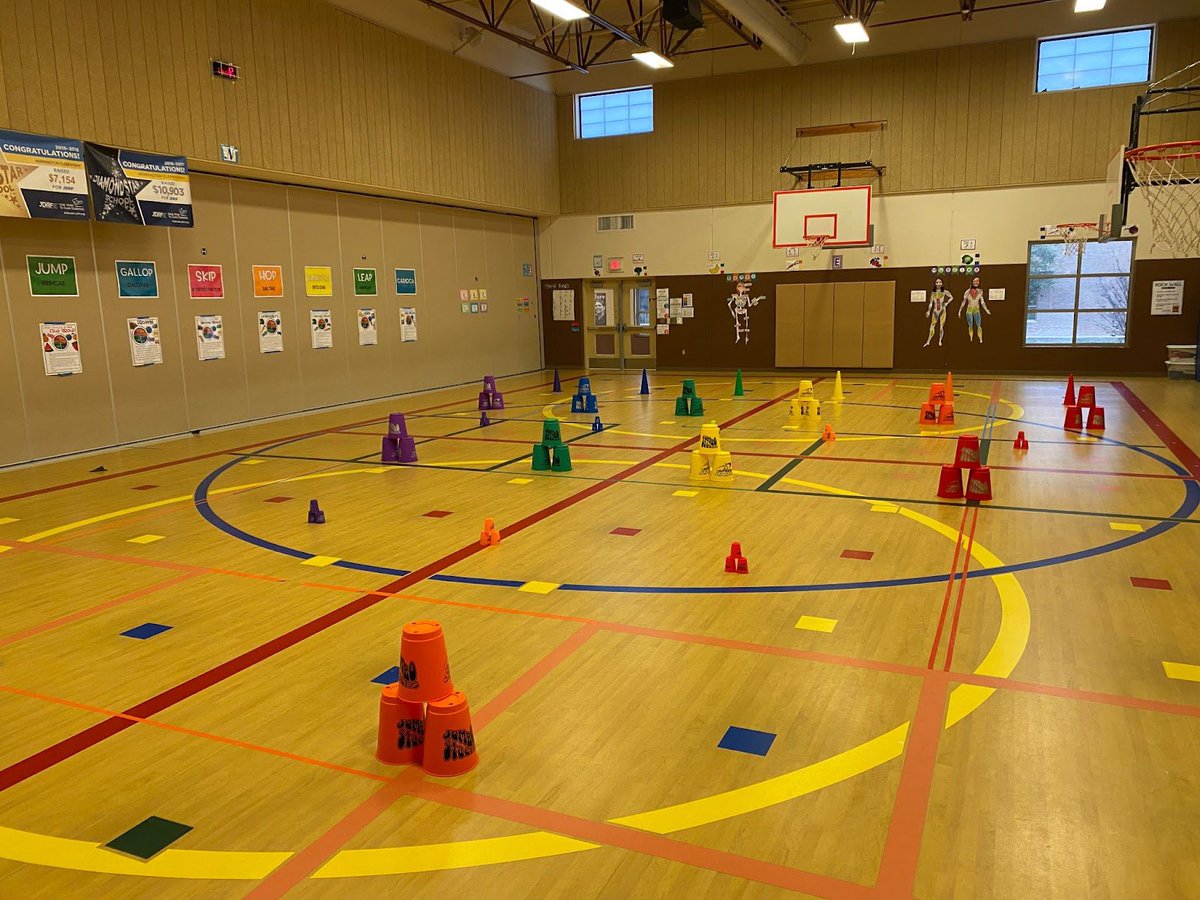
top-left (1036, 27), bottom-right (1153, 93)
top-left (576, 87), bottom-right (654, 139)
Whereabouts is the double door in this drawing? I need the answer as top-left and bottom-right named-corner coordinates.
top-left (586, 280), bottom-right (656, 370)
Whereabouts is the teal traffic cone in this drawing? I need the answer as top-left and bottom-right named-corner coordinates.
top-left (734, 369), bottom-right (744, 396)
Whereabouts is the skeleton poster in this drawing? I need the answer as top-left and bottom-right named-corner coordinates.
top-left (727, 274), bottom-right (764, 344)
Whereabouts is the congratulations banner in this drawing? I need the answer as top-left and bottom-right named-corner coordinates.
top-left (0, 129), bottom-right (88, 220)
top-left (84, 142), bottom-right (193, 227)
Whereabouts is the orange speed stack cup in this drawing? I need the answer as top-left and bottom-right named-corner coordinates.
top-left (375, 683), bottom-right (425, 765)
top-left (397, 620), bottom-right (454, 703)
top-left (423, 691), bottom-right (479, 777)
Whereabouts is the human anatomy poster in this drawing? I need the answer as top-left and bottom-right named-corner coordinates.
top-left (40, 322), bottom-right (82, 375)
top-left (195, 315), bottom-right (224, 360)
top-left (400, 307), bottom-right (418, 342)
top-left (727, 275), bottom-right (764, 344)
top-left (924, 279), bottom-right (953, 348)
top-left (258, 311), bottom-right (283, 353)
top-left (127, 316), bottom-right (163, 366)
top-left (957, 276), bottom-right (992, 343)
top-left (310, 309), bottom-right (333, 348)
top-left (357, 308), bottom-right (378, 346)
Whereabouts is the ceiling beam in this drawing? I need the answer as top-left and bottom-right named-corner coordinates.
top-left (416, 0), bottom-right (589, 72)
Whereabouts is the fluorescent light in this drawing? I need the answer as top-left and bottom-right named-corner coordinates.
top-left (530, 0), bottom-right (590, 21)
top-left (834, 18), bottom-right (870, 43)
top-left (1074, 0), bottom-right (1106, 9)
top-left (632, 50), bottom-right (674, 69)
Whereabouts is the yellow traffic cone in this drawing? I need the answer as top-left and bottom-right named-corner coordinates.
top-left (831, 370), bottom-right (845, 402)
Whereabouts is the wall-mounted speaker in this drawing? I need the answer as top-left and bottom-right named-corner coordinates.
top-left (663, 0), bottom-right (703, 31)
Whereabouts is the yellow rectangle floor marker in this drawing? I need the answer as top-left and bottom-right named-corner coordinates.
top-left (1109, 522), bottom-right (1145, 532)
top-left (673, 490), bottom-right (699, 498)
top-left (507, 478), bottom-right (533, 485)
top-left (870, 503), bottom-right (899, 513)
top-left (795, 615), bottom-right (838, 633)
top-left (0, 546), bottom-right (11, 554)
top-left (126, 534), bottom-right (165, 544)
top-left (240, 458), bottom-right (266, 465)
top-left (518, 581), bottom-right (560, 594)
top-left (1162, 661), bottom-right (1200, 683)
top-left (302, 555), bottom-right (341, 567)
top-left (0, 517), bottom-right (19, 525)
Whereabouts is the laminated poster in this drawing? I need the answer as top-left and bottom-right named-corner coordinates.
top-left (0, 128), bottom-right (88, 220)
top-left (188, 264), bottom-right (224, 299)
top-left (358, 308), bottom-right (378, 346)
top-left (304, 266), bottom-right (333, 297)
top-left (656, 324), bottom-right (669, 335)
top-left (552, 289), bottom-right (575, 322)
top-left (259, 311), bottom-right (284, 353)
top-left (253, 265), bottom-right (284, 298)
top-left (310, 309), bottom-right (333, 349)
top-left (400, 307), bottom-right (418, 342)
top-left (195, 315), bottom-right (225, 361)
top-left (1151, 280), bottom-right (1184, 316)
top-left (910, 290), bottom-right (928, 304)
top-left (480, 302), bottom-right (489, 314)
top-left (40, 322), bottom-right (82, 375)
top-left (987, 288), bottom-right (1006, 303)
top-left (127, 316), bottom-right (163, 367)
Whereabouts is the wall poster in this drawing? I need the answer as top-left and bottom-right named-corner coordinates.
top-left (253, 265), bottom-right (284, 298)
top-left (400, 307), bottom-right (418, 342)
top-left (357, 308), bottom-right (378, 346)
top-left (1151, 280), bottom-right (1184, 316)
top-left (353, 268), bottom-right (377, 296)
top-left (310, 309), bottom-right (333, 348)
top-left (0, 128), bottom-right (89, 220)
top-left (552, 289), bottom-right (575, 321)
top-left (83, 142), bottom-right (192, 227)
top-left (304, 266), bottom-right (333, 297)
top-left (188, 264), bottom-right (224, 299)
top-left (195, 314), bottom-right (224, 361)
top-left (127, 316), bottom-right (163, 366)
top-left (258, 311), bottom-right (284, 353)
top-left (115, 260), bottom-right (158, 298)
top-left (27, 255), bottom-right (78, 296)
top-left (40, 322), bottom-right (82, 375)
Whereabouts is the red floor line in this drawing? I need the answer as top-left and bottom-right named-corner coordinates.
top-left (872, 671), bottom-right (951, 897)
top-left (942, 506), bottom-right (981, 673)
top-left (926, 503), bottom-right (970, 670)
top-left (0, 384), bottom-right (796, 798)
top-left (1112, 381), bottom-right (1200, 480)
top-left (0, 375), bottom-right (560, 503)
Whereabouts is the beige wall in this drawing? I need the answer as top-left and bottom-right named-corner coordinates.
top-left (0, 174), bottom-right (541, 466)
top-left (556, 18), bottom-right (1200, 214)
top-left (0, 0), bottom-right (559, 216)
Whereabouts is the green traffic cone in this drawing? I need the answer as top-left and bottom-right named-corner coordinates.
top-left (681, 379), bottom-right (696, 398)
top-left (734, 369), bottom-right (744, 397)
top-left (674, 397), bottom-right (690, 416)
top-left (689, 397), bottom-right (705, 417)
top-left (541, 418), bottom-right (562, 446)
top-left (532, 444), bottom-right (551, 471)
top-left (551, 444), bottom-right (572, 472)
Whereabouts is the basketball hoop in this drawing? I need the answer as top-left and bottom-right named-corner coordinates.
top-left (805, 235), bottom-right (828, 260)
top-left (1049, 223), bottom-right (1099, 257)
top-left (1125, 140), bottom-right (1200, 258)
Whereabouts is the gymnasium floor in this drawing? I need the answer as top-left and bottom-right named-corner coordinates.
top-left (0, 370), bottom-right (1198, 899)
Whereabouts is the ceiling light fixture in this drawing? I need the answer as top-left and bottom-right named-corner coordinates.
top-left (530, 0), bottom-right (591, 22)
top-left (632, 50), bottom-right (674, 68)
top-left (1073, 0), bottom-right (1106, 10)
top-left (834, 18), bottom-right (870, 43)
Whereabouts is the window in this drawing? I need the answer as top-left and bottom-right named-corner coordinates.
top-left (631, 286), bottom-right (651, 327)
top-left (1036, 27), bottom-right (1152, 92)
top-left (576, 87), bottom-right (653, 139)
top-left (1025, 239), bottom-right (1133, 346)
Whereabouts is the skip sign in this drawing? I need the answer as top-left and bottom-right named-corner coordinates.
top-left (188, 264), bottom-right (224, 299)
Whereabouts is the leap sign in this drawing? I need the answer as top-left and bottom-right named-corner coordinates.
top-left (252, 264), bottom-right (284, 298)
top-left (187, 264), bottom-right (224, 299)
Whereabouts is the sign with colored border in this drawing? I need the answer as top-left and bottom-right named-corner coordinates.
top-left (252, 265), bottom-right (283, 298)
top-left (353, 267), bottom-right (377, 296)
top-left (304, 265), bottom-right (333, 297)
top-left (115, 260), bottom-right (158, 298)
top-left (188, 264), bottom-right (224, 299)
top-left (27, 255), bottom-right (78, 297)
top-left (394, 268), bottom-right (416, 295)
top-left (0, 128), bottom-right (89, 220)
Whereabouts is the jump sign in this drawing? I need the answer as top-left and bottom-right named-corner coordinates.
top-left (187, 264), bottom-right (224, 299)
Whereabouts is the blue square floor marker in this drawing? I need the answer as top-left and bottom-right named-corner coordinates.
top-left (371, 666), bottom-right (399, 685)
top-left (120, 623), bottom-right (173, 640)
top-left (718, 726), bottom-right (777, 757)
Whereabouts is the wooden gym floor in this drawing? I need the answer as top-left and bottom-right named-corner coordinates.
top-left (0, 370), bottom-right (1198, 899)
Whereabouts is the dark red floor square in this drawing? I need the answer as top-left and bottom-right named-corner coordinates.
top-left (610, 527), bottom-right (641, 536)
top-left (424, 510), bottom-right (453, 518)
top-left (131, 484), bottom-right (158, 491)
top-left (841, 549), bottom-right (874, 561)
top-left (264, 496), bottom-right (292, 503)
top-left (1130, 576), bottom-right (1172, 590)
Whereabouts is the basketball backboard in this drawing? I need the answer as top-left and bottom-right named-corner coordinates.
top-left (772, 185), bottom-right (872, 248)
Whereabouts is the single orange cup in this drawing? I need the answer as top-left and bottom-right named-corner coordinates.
top-left (397, 620), bottom-right (454, 704)
top-left (375, 683), bottom-right (425, 765)
top-left (422, 691), bottom-right (478, 777)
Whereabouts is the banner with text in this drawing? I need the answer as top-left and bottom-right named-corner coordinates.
top-left (84, 142), bottom-right (193, 227)
top-left (0, 129), bottom-right (89, 220)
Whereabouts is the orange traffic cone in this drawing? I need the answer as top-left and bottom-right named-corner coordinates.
top-left (1064, 406), bottom-right (1084, 430)
top-left (937, 403), bottom-right (956, 425)
top-left (954, 435), bottom-right (981, 469)
top-left (1086, 406), bottom-right (1106, 430)
top-left (397, 621), bottom-right (454, 704)
top-left (945, 372), bottom-right (954, 402)
top-left (919, 403), bottom-right (938, 425)
top-left (937, 465), bottom-right (964, 499)
top-left (928, 382), bottom-right (946, 403)
top-left (375, 682), bottom-right (425, 765)
top-left (480, 517), bottom-right (500, 546)
top-left (1013, 431), bottom-right (1029, 451)
top-left (724, 541), bottom-right (749, 574)
top-left (1076, 385), bottom-right (1097, 408)
top-left (423, 691), bottom-right (479, 777)
top-left (1063, 374), bottom-right (1076, 406)
top-left (821, 424), bottom-right (836, 441)
top-left (965, 466), bottom-right (993, 501)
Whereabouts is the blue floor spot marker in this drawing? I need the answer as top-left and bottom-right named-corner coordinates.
top-left (372, 666), bottom-right (400, 685)
top-left (120, 623), bottom-right (172, 640)
top-left (718, 726), bottom-right (777, 757)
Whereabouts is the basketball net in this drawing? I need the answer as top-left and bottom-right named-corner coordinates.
top-left (1125, 141), bottom-right (1200, 258)
top-left (805, 235), bottom-right (828, 261)
top-left (1053, 223), bottom-right (1099, 257)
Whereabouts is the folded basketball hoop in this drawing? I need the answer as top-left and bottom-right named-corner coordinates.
top-left (1125, 140), bottom-right (1200, 258)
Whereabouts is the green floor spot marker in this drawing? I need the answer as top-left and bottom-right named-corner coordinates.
top-left (104, 816), bottom-right (193, 860)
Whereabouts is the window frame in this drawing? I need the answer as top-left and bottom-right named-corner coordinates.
top-left (574, 86), bottom-right (655, 140)
top-left (1023, 238), bottom-right (1136, 349)
top-left (1033, 25), bottom-right (1155, 95)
